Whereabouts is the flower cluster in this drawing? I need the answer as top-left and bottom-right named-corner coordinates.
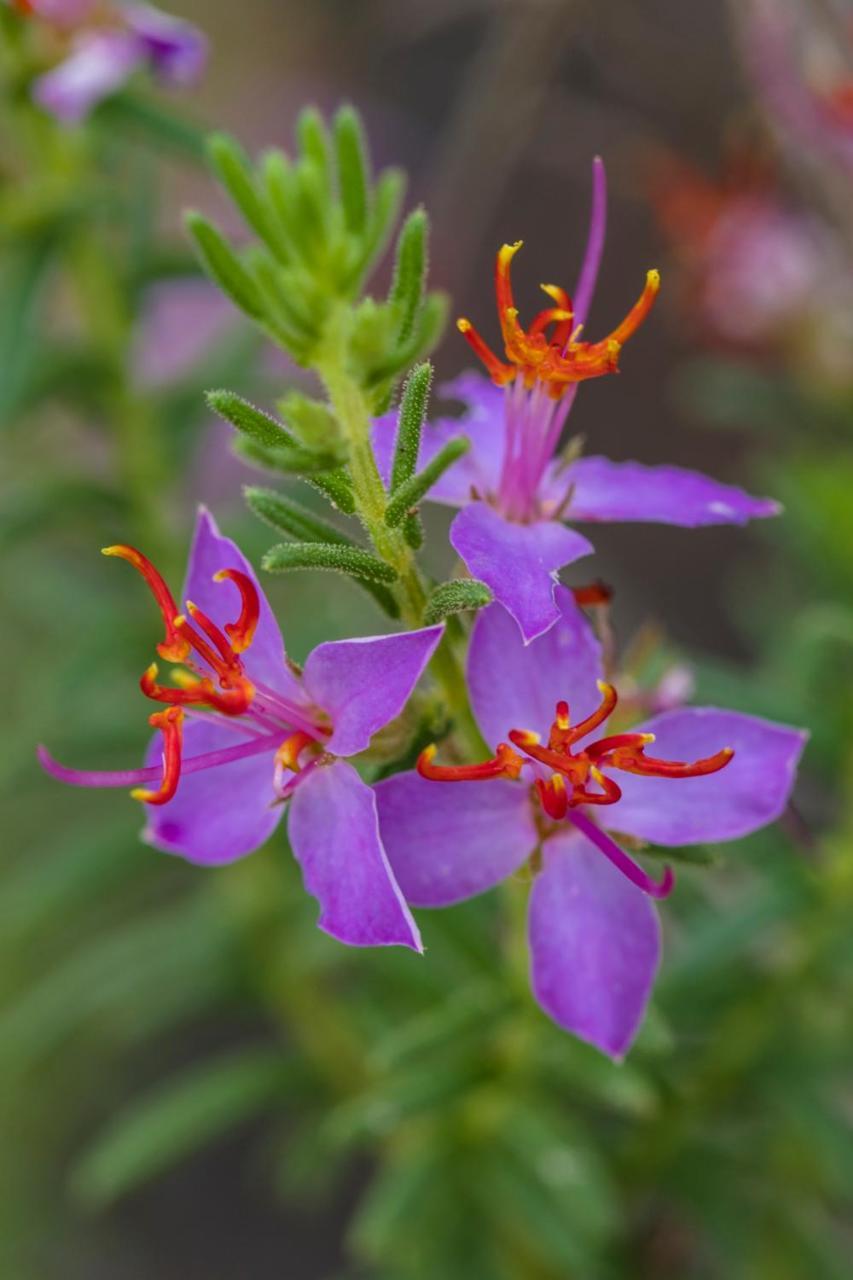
top-left (40, 124), bottom-right (807, 1058)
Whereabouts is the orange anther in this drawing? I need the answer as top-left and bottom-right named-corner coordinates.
top-left (274, 731), bottom-right (315, 774)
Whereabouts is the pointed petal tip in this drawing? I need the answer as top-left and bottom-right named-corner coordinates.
top-left (318, 915), bottom-right (424, 954)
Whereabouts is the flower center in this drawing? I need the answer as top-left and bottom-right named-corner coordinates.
top-left (417, 680), bottom-right (733, 821)
top-left (103, 544), bottom-right (327, 804)
top-left (456, 241), bottom-right (660, 400)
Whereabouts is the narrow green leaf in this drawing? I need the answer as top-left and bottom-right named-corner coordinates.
top-left (207, 133), bottom-right (289, 262)
top-left (277, 391), bottom-right (342, 451)
top-left (347, 167), bottom-right (406, 287)
top-left (423, 579), bottom-right (493, 625)
top-left (304, 470), bottom-right (358, 516)
top-left (71, 1049), bottom-right (286, 1208)
top-left (391, 362), bottom-right (432, 492)
top-left (262, 541), bottom-right (398, 584)
top-left (231, 436), bottom-right (335, 475)
top-left (184, 212), bottom-right (264, 320)
top-left (403, 512), bottom-right (424, 549)
top-left (385, 437), bottom-right (469, 527)
top-left (334, 105), bottom-right (370, 234)
top-left (245, 251), bottom-right (317, 356)
top-left (261, 151), bottom-right (324, 269)
top-left (244, 486), bottom-right (350, 545)
top-left (297, 107), bottom-right (332, 194)
top-left (207, 389), bottom-right (296, 449)
top-left (389, 208), bottom-right (427, 345)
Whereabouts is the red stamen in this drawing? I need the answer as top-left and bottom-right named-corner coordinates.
top-left (585, 732), bottom-right (655, 761)
top-left (576, 766), bottom-right (622, 806)
top-left (140, 663), bottom-right (253, 716)
top-left (185, 601), bottom-right (241, 673)
top-left (457, 318), bottom-right (515, 385)
top-left (130, 707), bottom-right (184, 805)
top-left (604, 269), bottom-right (660, 346)
top-left (536, 773), bottom-right (568, 820)
top-left (417, 742), bottom-right (524, 782)
top-left (459, 243), bottom-right (660, 397)
top-left (563, 681), bottom-right (618, 745)
top-left (614, 745), bottom-right (734, 778)
top-left (213, 569), bottom-right (260, 654)
top-left (173, 613), bottom-right (250, 691)
top-left (102, 545), bottom-right (189, 662)
top-left (527, 306), bottom-right (574, 339)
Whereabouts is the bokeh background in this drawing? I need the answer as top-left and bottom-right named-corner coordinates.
top-left (2, 1), bottom-right (852, 1277)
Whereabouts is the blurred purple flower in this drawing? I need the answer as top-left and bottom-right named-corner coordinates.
top-left (744, 0), bottom-right (853, 174)
top-left (25, 0), bottom-right (206, 122)
top-left (132, 279), bottom-right (236, 388)
top-left (375, 590), bottom-right (805, 1056)
top-left (39, 508), bottom-right (443, 952)
top-left (374, 160), bottom-right (778, 644)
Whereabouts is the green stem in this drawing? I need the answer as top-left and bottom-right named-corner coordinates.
top-left (316, 311), bottom-right (485, 754)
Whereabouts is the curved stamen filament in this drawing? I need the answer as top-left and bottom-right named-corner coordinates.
top-left (613, 745), bottom-right (734, 778)
top-left (130, 708), bottom-right (184, 805)
top-left (213, 568), bottom-right (260, 653)
top-left (141, 662), bottom-right (253, 716)
top-left (562, 681), bottom-right (618, 745)
top-left (102, 545), bottom-right (189, 662)
top-left (457, 318), bottom-right (514, 384)
top-left (185, 602), bottom-right (242, 675)
top-left (417, 742), bottom-right (524, 782)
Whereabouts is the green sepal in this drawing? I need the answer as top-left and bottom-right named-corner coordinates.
top-left (184, 212), bottom-right (264, 321)
top-left (366, 292), bottom-right (448, 387)
top-left (206, 133), bottom-right (289, 264)
top-left (423, 579), bottom-right (493, 625)
top-left (391, 362), bottom-right (432, 492)
top-left (389, 208), bottom-right (427, 346)
top-left (334, 105), bottom-right (370, 235)
top-left (262, 541), bottom-right (398, 584)
top-left (277, 390), bottom-right (343, 452)
top-left (244, 486), bottom-right (351, 546)
top-left (385, 437), bottom-right (469, 527)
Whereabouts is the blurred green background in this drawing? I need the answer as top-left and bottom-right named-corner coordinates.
top-left (2, 1), bottom-right (852, 1276)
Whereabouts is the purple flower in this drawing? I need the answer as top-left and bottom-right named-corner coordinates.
top-left (39, 508), bottom-right (443, 952)
top-left (374, 589), bottom-right (805, 1056)
top-left (28, 1), bottom-right (206, 123)
top-left (374, 160), bottom-right (779, 643)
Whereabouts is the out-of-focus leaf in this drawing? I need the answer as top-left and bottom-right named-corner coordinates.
top-left (71, 1047), bottom-right (288, 1207)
